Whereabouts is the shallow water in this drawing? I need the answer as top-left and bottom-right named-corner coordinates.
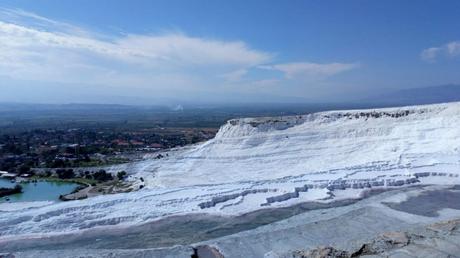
top-left (384, 187), bottom-right (460, 217)
top-left (0, 179), bottom-right (79, 203)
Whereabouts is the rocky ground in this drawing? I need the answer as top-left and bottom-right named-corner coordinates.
top-left (293, 219), bottom-right (460, 257)
top-left (59, 179), bottom-right (134, 201)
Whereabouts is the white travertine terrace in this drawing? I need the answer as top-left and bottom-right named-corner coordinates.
top-left (1, 102), bottom-right (459, 239)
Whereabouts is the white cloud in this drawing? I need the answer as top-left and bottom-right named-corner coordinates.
top-left (0, 8), bottom-right (271, 88)
top-left (0, 7), bottom-right (90, 36)
top-left (262, 62), bottom-right (358, 79)
top-left (220, 69), bottom-right (248, 81)
top-left (421, 41), bottom-right (460, 61)
top-left (0, 8), bottom-right (361, 103)
top-left (420, 47), bottom-right (441, 62)
top-left (446, 41), bottom-right (460, 56)
top-left (0, 21), bottom-right (270, 68)
top-left (116, 35), bottom-right (271, 66)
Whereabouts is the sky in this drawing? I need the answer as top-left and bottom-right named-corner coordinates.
top-left (0, 0), bottom-right (459, 105)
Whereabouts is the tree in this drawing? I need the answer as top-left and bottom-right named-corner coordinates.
top-left (56, 169), bottom-right (75, 179)
top-left (93, 169), bottom-right (113, 182)
top-left (14, 184), bottom-right (23, 192)
top-left (117, 171), bottom-right (127, 180)
top-left (18, 165), bottom-right (31, 174)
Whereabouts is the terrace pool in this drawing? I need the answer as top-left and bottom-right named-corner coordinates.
top-left (0, 179), bottom-right (80, 203)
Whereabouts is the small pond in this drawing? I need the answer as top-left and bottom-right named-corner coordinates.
top-left (0, 179), bottom-right (80, 203)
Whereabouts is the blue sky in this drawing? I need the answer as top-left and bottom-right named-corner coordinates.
top-left (0, 0), bottom-right (459, 104)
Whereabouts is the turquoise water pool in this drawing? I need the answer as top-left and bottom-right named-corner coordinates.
top-left (0, 179), bottom-right (80, 202)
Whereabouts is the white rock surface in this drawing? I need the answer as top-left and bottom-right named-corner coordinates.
top-left (1, 102), bottom-right (460, 240)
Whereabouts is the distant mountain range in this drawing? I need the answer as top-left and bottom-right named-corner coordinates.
top-left (362, 84), bottom-right (460, 107)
